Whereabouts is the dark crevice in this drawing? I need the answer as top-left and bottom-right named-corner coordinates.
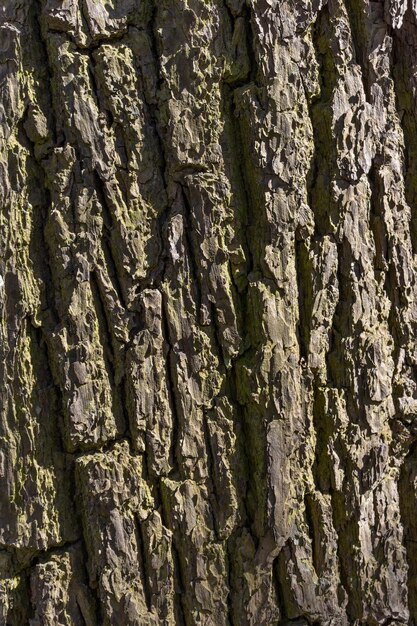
top-left (217, 2), bottom-right (272, 565)
top-left (170, 541), bottom-right (188, 626)
top-left (12, 539), bottom-right (81, 578)
top-left (6, 556), bottom-right (36, 623)
top-left (89, 272), bottom-right (116, 388)
top-left (160, 297), bottom-right (181, 478)
top-left (307, 4), bottom-right (338, 238)
top-left (311, 387), bottom-right (333, 495)
top-left (75, 599), bottom-right (89, 626)
top-left (85, 49), bottom-right (101, 109)
top-left (273, 542), bottom-right (321, 625)
top-left (273, 548), bottom-right (288, 620)
top-left (225, 544), bottom-right (236, 626)
top-left (368, 158), bottom-right (402, 411)
top-left (224, 369), bottom-right (252, 534)
top-left (366, 17), bottom-right (416, 444)
top-left (31, 2), bottom-right (58, 139)
top-left (300, 7), bottom-right (337, 415)
top-left (232, 401), bottom-right (266, 543)
top-left (23, 569), bottom-right (35, 626)
top-left (399, 441), bottom-right (417, 622)
top-left (391, 16), bottom-right (417, 258)
top-left (177, 184), bottom-right (203, 320)
top-left (294, 236), bottom-right (313, 362)
top-left (89, 271), bottom-right (127, 438)
top-left (79, 0), bottom-right (92, 41)
top-left (76, 535), bottom-right (102, 626)
top-left (36, 538), bottom-right (102, 626)
top-left (303, 494), bottom-right (320, 577)
top-left (210, 300), bottom-right (227, 369)
top-left (223, 3), bottom-right (260, 90)
top-left (330, 490), bottom-right (361, 621)
top-left (143, 2), bottom-right (173, 284)
top-left (326, 238), bottom-right (355, 391)
top-left (202, 410), bottom-right (221, 541)
top-left (27, 0), bottom-right (77, 456)
top-left (93, 170), bottom-right (129, 311)
top-left (146, 3), bottom-right (164, 95)
top-left (243, 6), bottom-right (262, 88)
top-left (134, 515), bottom-right (153, 614)
top-left (221, 82), bottom-right (255, 280)
top-left (100, 238), bottom-right (128, 313)
top-left (369, 158), bottom-right (389, 276)
top-left (343, 0), bottom-right (372, 101)
top-left (219, 61), bottom-right (265, 551)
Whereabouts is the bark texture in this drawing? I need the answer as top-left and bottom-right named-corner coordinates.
top-left (1, 0), bottom-right (417, 624)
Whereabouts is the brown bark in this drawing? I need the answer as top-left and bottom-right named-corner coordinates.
top-left (1, 0), bottom-right (417, 624)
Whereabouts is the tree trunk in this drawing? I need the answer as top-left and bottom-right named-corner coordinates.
top-left (1, 0), bottom-right (417, 624)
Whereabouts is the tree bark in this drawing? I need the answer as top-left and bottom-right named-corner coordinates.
top-left (1, 0), bottom-right (417, 624)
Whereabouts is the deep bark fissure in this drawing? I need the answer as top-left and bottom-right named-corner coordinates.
top-left (134, 514), bottom-right (153, 614)
top-left (160, 295), bottom-right (182, 478)
top-left (343, 0), bottom-right (372, 101)
top-left (399, 442), bottom-right (417, 622)
top-left (169, 539), bottom-right (188, 626)
top-left (93, 170), bottom-right (130, 309)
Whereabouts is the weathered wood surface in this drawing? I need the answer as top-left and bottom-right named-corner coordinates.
top-left (1, 1), bottom-right (417, 624)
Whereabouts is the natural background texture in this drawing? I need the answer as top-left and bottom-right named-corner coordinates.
top-left (1, 0), bottom-right (417, 624)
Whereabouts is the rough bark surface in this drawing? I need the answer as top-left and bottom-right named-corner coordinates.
top-left (1, 0), bottom-right (417, 624)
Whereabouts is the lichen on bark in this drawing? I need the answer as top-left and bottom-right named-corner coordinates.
top-left (1, 0), bottom-right (417, 624)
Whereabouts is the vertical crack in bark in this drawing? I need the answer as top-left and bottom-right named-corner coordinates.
top-left (145, 1), bottom-right (172, 283)
top-left (90, 270), bottom-right (127, 438)
top-left (399, 441), bottom-right (417, 622)
top-left (330, 488), bottom-right (362, 621)
top-left (177, 184), bottom-right (203, 320)
top-left (272, 549), bottom-right (290, 622)
top-left (391, 10), bottom-right (417, 257)
top-left (219, 93), bottom-right (263, 543)
top-left (294, 236), bottom-right (313, 363)
top-left (225, 543), bottom-right (235, 626)
top-left (134, 514), bottom-right (153, 614)
top-left (93, 170), bottom-right (129, 311)
top-left (169, 540), bottom-right (188, 626)
top-left (76, 535), bottom-right (101, 625)
top-left (202, 409), bottom-right (222, 541)
top-left (160, 298), bottom-right (181, 478)
top-left (303, 493), bottom-right (320, 578)
top-left (343, 0), bottom-right (372, 101)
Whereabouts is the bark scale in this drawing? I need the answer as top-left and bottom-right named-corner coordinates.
top-left (1, 0), bottom-right (417, 624)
